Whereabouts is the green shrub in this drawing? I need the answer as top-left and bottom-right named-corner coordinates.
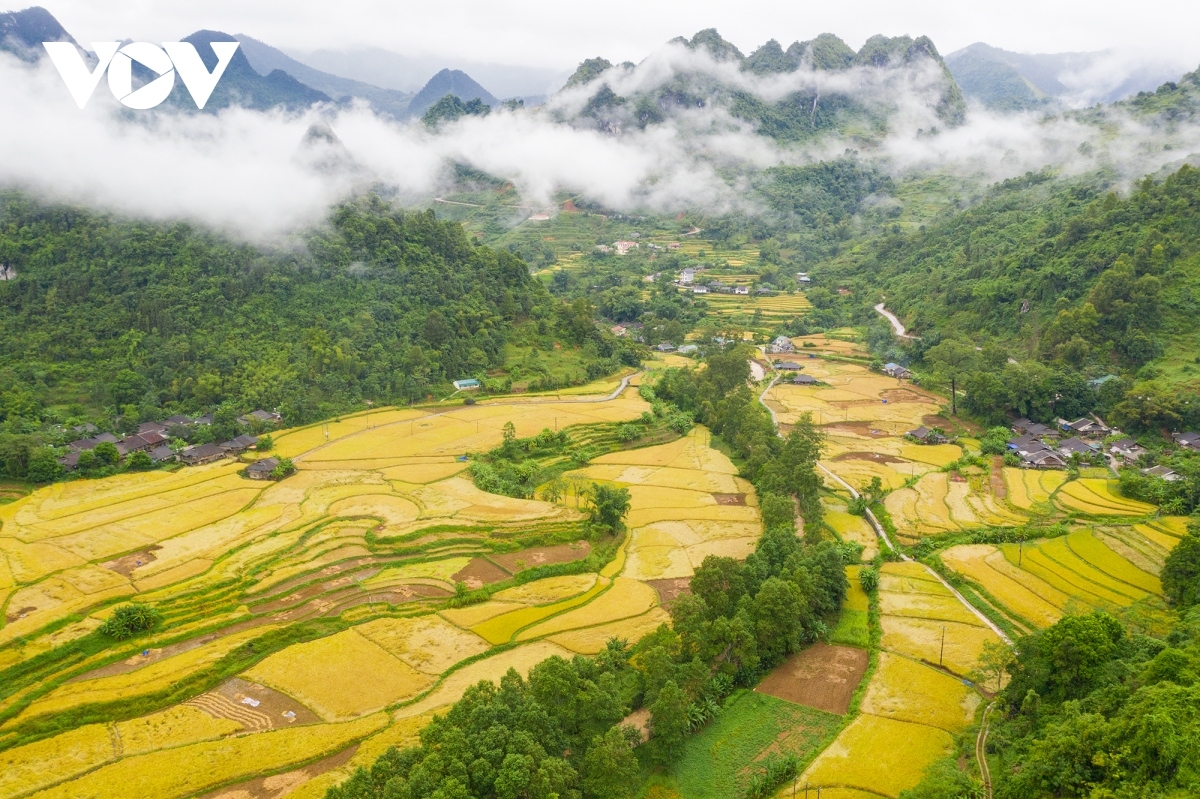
top-left (98, 603), bottom-right (162, 640)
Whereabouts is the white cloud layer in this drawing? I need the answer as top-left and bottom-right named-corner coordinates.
top-left (3, 42), bottom-right (1200, 241)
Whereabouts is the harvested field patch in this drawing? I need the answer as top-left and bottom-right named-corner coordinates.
top-left (878, 591), bottom-right (984, 625)
top-left (245, 630), bottom-right (432, 721)
top-left (186, 677), bottom-right (321, 731)
top-left (712, 493), bottom-right (746, 505)
top-left (755, 643), bottom-right (868, 714)
top-left (491, 541), bottom-right (591, 573)
top-left (450, 557), bottom-right (510, 589)
top-left (439, 601), bottom-right (525, 628)
top-left (832, 451), bottom-right (906, 465)
top-left (800, 713), bottom-right (954, 798)
top-left (198, 743), bottom-right (358, 799)
top-left (820, 422), bottom-right (892, 438)
top-left (645, 577), bottom-right (691, 604)
top-left (861, 653), bottom-right (979, 732)
top-left (100, 546), bottom-right (160, 577)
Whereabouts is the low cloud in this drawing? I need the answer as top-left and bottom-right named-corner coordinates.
top-left (2, 41), bottom-right (1199, 241)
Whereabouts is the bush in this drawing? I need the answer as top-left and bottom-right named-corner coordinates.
top-left (26, 447), bottom-right (63, 483)
top-left (127, 450), bottom-right (153, 470)
top-left (93, 441), bottom-right (119, 466)
top-left (859, 566), bottom-right (879, 593)
top-left (256, 434), bottom-right (273, 452)
top-left (98, 603), bottom-right (162, 640)
top-left (270, 457), bottom-right (296, 479)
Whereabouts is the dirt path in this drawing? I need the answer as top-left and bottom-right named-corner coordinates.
top-left (977, 702), bottom-right (995, 799)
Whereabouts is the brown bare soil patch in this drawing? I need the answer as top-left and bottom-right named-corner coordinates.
top-left (198, 743), bottom-right (357, 799)
top-left (755, 642), bottom-right (869, 715)
top-left (492, 541), bottom-right (591, 573)
top-left (621, 707), bottom-right (651, 743)
top-left (922, 414), bottom-right (949, 427)
top-left (712, 493), bottom-right (746, 505)
top-left (832, 451), bottom-right (906, 466)
top-left (821, 421), bottom-right (893, 438)
top-left (646, 577), bottom-right (691, 605)
top-left (991, 456), bottom-right (1007, 499)
top-left (101, 546), bottom-right (161, 577)
top-left (452, 557), bottom-right (511, 589)
top-left (5, 606), bottom-right (36, 623)
top-left (882, 388), bottom-right (937, 404)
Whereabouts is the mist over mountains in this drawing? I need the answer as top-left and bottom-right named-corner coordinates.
top-left (2, 5), bottom-right (1200, 238)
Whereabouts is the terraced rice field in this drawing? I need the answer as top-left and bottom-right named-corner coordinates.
top-left (0, 386), bottom-right (763, 797)
top-left (700, 292), bottom-right (813, 332)
top-left (795, 562), bottom-right (993, 797)
top-left (941, 524), bottom-right (1171, 630)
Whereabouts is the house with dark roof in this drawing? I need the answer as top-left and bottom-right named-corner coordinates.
top-left (883, 363), bottom-right (913, 379)
top-left (219, 435), bottom-right (258, 455)
top-left (1064, 418), bottom-right (1110, 438)
top-left (775, 361), bottom-right (803, 371)
top-left (69, 432), bottom-right (119, 451)
top-left (1173, 432), bottom-right (1200, 449)
top-left (1057, 437), bottom-right (1097, 458)
top-left (792, 374), bottom-right (819, 385)
top-left (655, 343), bottom-right (676, 352)
top-left (1143, 465), bottom-right (1182, 482)
top-left (116, 435), bottom-right (155, 456)
top-left (72, 423), bottom-right (98, 435)
top-left (164, 414), bottom-right (194, 426)
top-left (138, 421), bottom-right (167, 436)
top-left (907, 426), bottom-right (947, 444)
top-left (1008, 434), bottom-right (1050, 455)
top-left (58, 451), bottom-right (80, 471)
top-left (1110, 439), bottom-right (1148, 462)
top-left (180, 443), bottom-right (226, 466)
top-left (148, 444), bottom-right (176, 463)
top-left (194, 414), bottom-right (214, 426)
top-left (246, 457), bottom-right (279, 480)
top-left (1024, 450), bottom-right (1067, 469)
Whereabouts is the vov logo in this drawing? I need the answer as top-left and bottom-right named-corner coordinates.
top-left (43, 41), bottom-right (240, 110)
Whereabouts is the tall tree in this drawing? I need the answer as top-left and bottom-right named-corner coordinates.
top-left (924, 338), bottom-right (979, 416)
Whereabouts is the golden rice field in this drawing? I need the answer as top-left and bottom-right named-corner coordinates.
top-left (940, 522), bottom-right (1175, 630)
top-left (884, 471), bottom-right (1027, 542)
top-left (700, 292), bottom-right (813, 332)
top-left (798, 561), bottom-right (994, 798)
top-left (0, 386), bottom-right (770, 798)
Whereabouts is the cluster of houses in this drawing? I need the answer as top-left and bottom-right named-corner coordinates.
top-left (1005, 416), bottom-right (1113, 469)
top-left (58, 410), bottom-right (281, 472)
top-left (596, 238), bottom-right (682, 256)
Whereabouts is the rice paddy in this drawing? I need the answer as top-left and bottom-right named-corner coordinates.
top-left (0, 386), bottom-right (768, 797)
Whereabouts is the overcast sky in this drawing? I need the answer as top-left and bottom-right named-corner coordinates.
top-left (34, 0), bottom-right (1200, 70)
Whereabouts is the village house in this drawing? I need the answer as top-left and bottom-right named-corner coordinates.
top-left (149, 444), bottom-right (176, 463)
top-left (68, 432), bottom-right (119, 451)
top-left (137, 421), bottom-right (168, 436)
top-left (595, 244), bottom-right (612, 253)
top-left (1143, 465), bottom-right (1182, 482)
top-left (655, 342), bottom-right (677, 352)
top-left (611, 325), bottom-right (627, 337)
top-left (1173, 432), bottom-right (1200, 450)
top-left (755, 287), bottom-right (774, 295)
top-left (613, 241), bottom-right (639, 255)
top-left (1057, 437), bottom-right (1097, 458)
top-left (734, 285), bottom-right (749, 295)
top-left (237, 410), bottom-right (281, 426)
top-left (907, 426), bottom-right (948, 444)
top-left (246, 457), bottom-right (280, 480)
top-left (180, 443), bottom-right (226, 466)
top-left (1061, 417), bottom-right (1110, 438)
top-left (882, 363), bottom-right (913, 379)
top-left (1024, 450), bottom-right (1067, 469)
top-left (792, 374), bottom-right (820, 386)
top-left (220, 434), bottom-right (259, 455)
top-left (691, 285), bottom-right (708, 294)
top-left (677, 344), bottom-right (699, 355)
top-left (453, 378), bottom-right (481, 391)
top-left (767, 335), bottom-right (796, 354)
top-left (668, 242), bottom-right (681, 250)
top-left (775, 361), bottom-right (803, 372)
top-left (164, 414), bottom-right (194, 427)
top-left (72, 422), bottom-right (98, 435)
top-left (1011, 418), bottom-right (1059, 439)
top-left (796, 272), bottom-right (812, 284)
top-left (1008, 434), bottom-right (1051, 457)
top-left (679, 268), bottom-right (695, 284)
top-left (1110, 439), bottom-right (1148, 463)
top-left (57, 451), bottom-right (80, 471)
top-left (194, 414), bottom-right (214, 426)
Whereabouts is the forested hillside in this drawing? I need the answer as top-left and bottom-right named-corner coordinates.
top-left (820, 164), bottom-right (1200, 428)
top-left (0, 192), bottom-right (616, 429)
